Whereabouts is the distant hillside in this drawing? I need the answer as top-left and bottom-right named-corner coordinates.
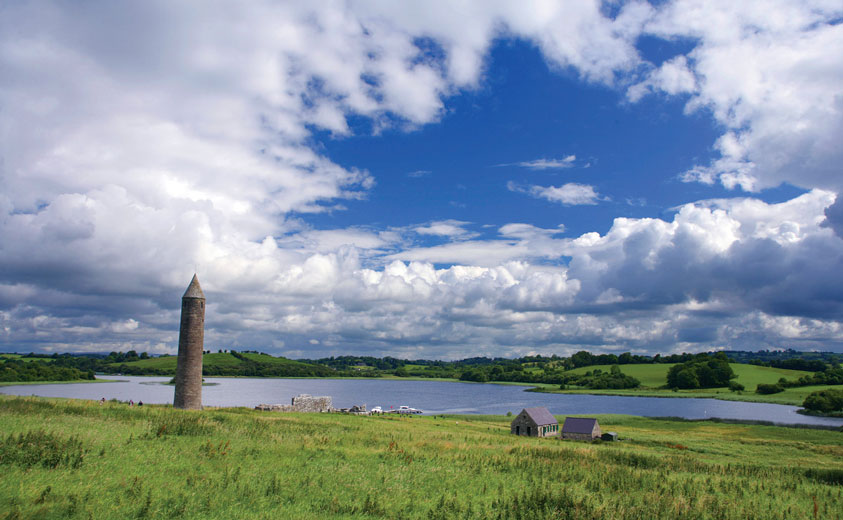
top-left (724, 349), bottom-right (840, 367)
top-left (0, 356), bottom-right (94, 383)
top-left (106, 352), bottom-right (339, 378)
top-left (564, 363), bottom-right (811, 391)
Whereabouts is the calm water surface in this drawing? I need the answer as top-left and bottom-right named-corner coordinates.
top-left (2, 376), bottom-right (842, 427)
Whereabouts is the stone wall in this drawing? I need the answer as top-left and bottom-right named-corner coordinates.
top-left (561, 424), bottom-right (601, 441)
top-left (291, 394), bottom-right (332, 412)
top-left (510, 411), bottom-right (537, 436)
top-left (254, 404), bottom-right (295, 412)
top-left (255, 394), bottom-right (332, 413)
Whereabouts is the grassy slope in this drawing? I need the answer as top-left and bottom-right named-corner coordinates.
top-left (564, 363), bottom-right (811, 390)
top-left (0, 353), bottom-right (54, 363)
top-left (565, 363), bottom-right (676, 387)
top-left (550, 363), bottom-right (827, 406)
top-left (730, 364), bottom-right (812, 389)
top-left (0, 395), bottom-right (840, 519)
top-left (106, 353), bottom-right (312, 372)
top-left (0, 379), bottom-right (114, 387)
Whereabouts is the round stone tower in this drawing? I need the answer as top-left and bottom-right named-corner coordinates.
top-left (173, 274), bottom-right (205, 410)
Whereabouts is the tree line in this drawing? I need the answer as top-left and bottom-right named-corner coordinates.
top-left (0, 358), bottom-right (95, 383)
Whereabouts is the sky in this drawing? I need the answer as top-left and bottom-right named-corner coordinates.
top-left (1, 1), bottom-right (843, 359)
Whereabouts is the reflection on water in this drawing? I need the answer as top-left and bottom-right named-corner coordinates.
top-left (2, 376), bottom-right (842, 427)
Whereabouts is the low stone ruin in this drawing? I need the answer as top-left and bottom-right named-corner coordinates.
top-left (255, 393), bottom-right (332, 413)
top-left (336, 404), bottom-right (367, 414)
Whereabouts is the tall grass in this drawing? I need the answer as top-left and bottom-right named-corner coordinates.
top-left (0, 395), bottom-right (841, 519)
top-left (0, 429), bottom-right (86, 469)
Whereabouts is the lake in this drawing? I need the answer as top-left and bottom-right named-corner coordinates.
top-left (2, 376), bottom-right (842, 427)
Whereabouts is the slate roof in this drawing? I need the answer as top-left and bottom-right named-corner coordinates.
top-left (183, 274), bottom-right (205, 299)
top-left (562, 417), bottom-right (598, 434)
top-left (522, 407), bottom-right (557, 426)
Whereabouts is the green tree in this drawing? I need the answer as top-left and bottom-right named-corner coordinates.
top-left (570, 351), bottom-right (594, 368)
top-left (802, 389), bottom-right (843, 413)
top-left (755, 383), bottom-right (784, 395)
top-left (666, 355), bottom-right (735, 389)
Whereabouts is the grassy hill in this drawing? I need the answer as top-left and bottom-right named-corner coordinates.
top-left (106, 352), bottom-right (335, 377)
top-left (0, 354), bottom-right (54, 363)
top-left (108, 353), bottom-right (306, 371)
top-left (551, 363), bottom-right (826, 406)
top-left (564, 363), bottom-right (811, 391)
top-left (566, 363), bottom-right (675, 387)
top-left (0, 395), bottom-right (840, 519)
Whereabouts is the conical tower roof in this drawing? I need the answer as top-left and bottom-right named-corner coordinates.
top-left (182, 274), bottom-right (205, 299)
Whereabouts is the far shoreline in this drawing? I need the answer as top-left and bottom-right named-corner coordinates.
top-left (0, 378), bottom-right (119, 387)
top-left (528, 385), bottom-right (813, 406)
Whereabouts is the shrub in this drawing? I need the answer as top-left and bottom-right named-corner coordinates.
top-left (559, 365), bottom-right (640, 389)
top-left (459, 368), bottom-right (488, 383)
top-left (666, 354), bottom-right (735, 389)
top-left (728, 381), bottom-right (745, 392)
top-left (802, 388), bottom-right (843, 413)
top-left (755, 383), bottom-right (784, 395)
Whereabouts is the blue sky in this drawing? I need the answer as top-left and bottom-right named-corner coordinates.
top-left (311, 38), bottom-right (804, 246)
top-left (1, 1), bottom-right (842, 358)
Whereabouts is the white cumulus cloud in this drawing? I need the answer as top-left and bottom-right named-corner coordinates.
top-left (508, 181), bottom-right (602, 205)
top-left (1, 1), bottom-right (842, 358)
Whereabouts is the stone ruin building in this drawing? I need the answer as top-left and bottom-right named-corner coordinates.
top-left (255, 394), bottom-right (333, 413)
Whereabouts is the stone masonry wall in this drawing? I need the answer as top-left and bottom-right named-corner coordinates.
top-left (255, 394), bottom-right (332, 413)
top-left (291, 394), bottom-right (332, 412)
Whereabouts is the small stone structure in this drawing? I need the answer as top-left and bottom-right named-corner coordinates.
top-left (255, 394), bottom-right (332, 413)
top-left (337, 404), bottom-right (368, 414)
top-left (173, 275), bottom-right (205, 410)
top-left (561, 417), bottom-right (601, 441)
top-left (601, 431), bottom-right (618, 442)
top-left (510, 407), bottom-right (559, 437)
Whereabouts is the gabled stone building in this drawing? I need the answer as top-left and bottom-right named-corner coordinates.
top-left (561, 417), bottom-right (601, 441)
top-left (510, 407), bottom-right (559, 437)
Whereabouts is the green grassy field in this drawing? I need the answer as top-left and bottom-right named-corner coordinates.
top-left (107, 352), bottom-right (311, 371)
top-left (0, 379), bottom-right (115, 387)
top-left (549, 363), bottom-right (827, 406)
top-left (1, 395), bottom-right (841, 519)
top-left (0, 354), bottom-right (54, 363)
top-left (565, 363), bottom-right (676, 387)
top-left (563, 363), bottom-right (811, 390)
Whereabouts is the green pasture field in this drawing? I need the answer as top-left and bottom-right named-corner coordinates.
top-left (563, 363), bottom-right (811, 390)
top-left (106, 352), bottom-right (309, 371)
top-left (730, 364), bottom-right (813, 389)
top-left (0, 379), bottom-right (115, 387)
top-left (565, 363), bottom-right (676, 387)
top-left (549, 363), bottom-right (827, 405)
top-left (0, 353), bottom-right (54, 363)
top-left (0, 395), bottom-right (840, 519)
